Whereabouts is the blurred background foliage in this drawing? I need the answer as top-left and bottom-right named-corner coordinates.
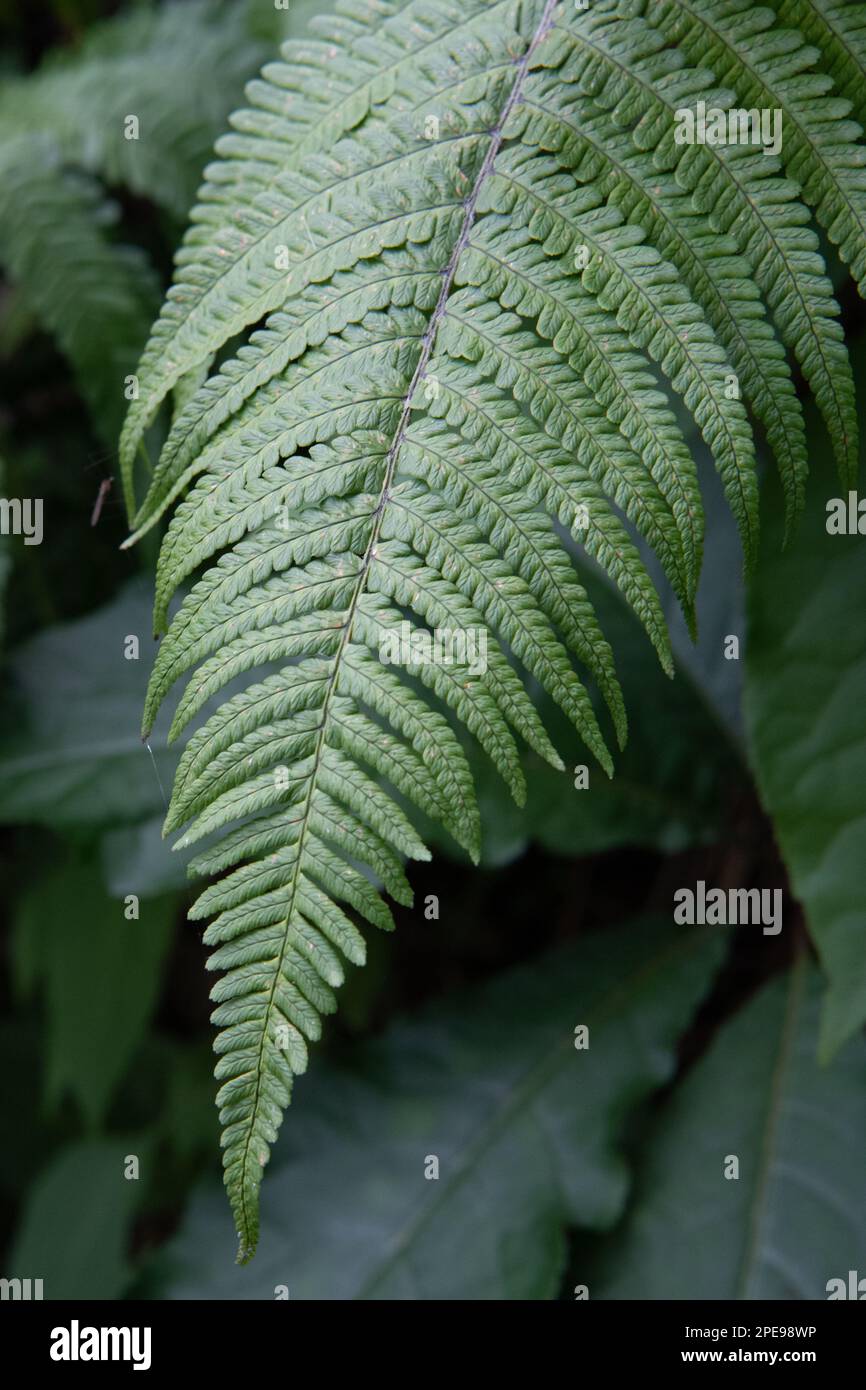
top-left (0, 0), bottom-right (864, 1301)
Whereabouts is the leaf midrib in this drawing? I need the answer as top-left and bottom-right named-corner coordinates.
top-left (736, 951), bottom-right (806, 1300)
top-left (233, 0), bottom-right (562, 1259)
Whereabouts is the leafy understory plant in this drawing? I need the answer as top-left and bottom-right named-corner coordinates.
top-left (122, 0), bottom-right (866, 1262)
top-left (0, 1), bottom-right (269, 443)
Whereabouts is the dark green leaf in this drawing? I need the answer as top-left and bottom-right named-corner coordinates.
top-left (162, 917), bottom-right (721, 1299)
top-left (588, 958), bottom-right (866, 1299)
top-left (7, 1137), bottom-right (147, 1301)
top-left (12, 861), bottom-right (176, 1127)
top-left (0, 579), bottom-right (174, 829)
top-left (745, 386), bottom-right (866, 1057)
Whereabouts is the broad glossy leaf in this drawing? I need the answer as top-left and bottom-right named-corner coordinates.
top-left (161, 917), bottom-right (721, 1299)
top-left (745, 398), bottom-right (866, 1057)
top-left (0, 579), bottom-right (174, 828)
top-left (588, 959), bottom-right (866, 1299)
top-left (13, 862), bottom-right (176, 1126)
top-left (7, 1138), bottom-right (146, 1300)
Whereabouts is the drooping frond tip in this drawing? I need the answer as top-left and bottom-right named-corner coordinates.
top-left (122, 0), bottom-right (865, 1259)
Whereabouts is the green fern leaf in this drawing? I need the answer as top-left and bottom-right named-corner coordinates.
top-left (0, 1), bottom-right (269, 440)
top-left (0, 1), bottom-right (267, 220)
top-left (123, 0), bottom-right (865, 1261)
top-left (654, 0), bottom-right (866, 309)
top-left (783, 0), bottom-right (866, 133)
top-left (560, 0), bottom-right (857, 489)
top-left (0, 140), bottom-right (158, 445)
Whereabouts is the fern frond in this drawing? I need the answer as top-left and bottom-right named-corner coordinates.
top-left (783, 0), bottom-right (866, 132)
top-left (0, 139), bottom-right (158, 444)
top-left (0, 0), bottom-right (266, 219)
top-left (522, 61), bottom-right (809, 535)
top-left (0, 2), bottom-right (268, 442)
top-left (653, 0), bottom-right (866, 303)
top-left (124, 0), bottom-right (866, 1260)
top-left (559, 0), bottom-right (857, 489)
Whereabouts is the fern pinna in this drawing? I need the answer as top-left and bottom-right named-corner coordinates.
top-left (121, 0), bottom-right (866, 1262)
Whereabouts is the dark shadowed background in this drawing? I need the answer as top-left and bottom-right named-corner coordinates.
top-left (0, 0), bottom-right (864, 1300)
